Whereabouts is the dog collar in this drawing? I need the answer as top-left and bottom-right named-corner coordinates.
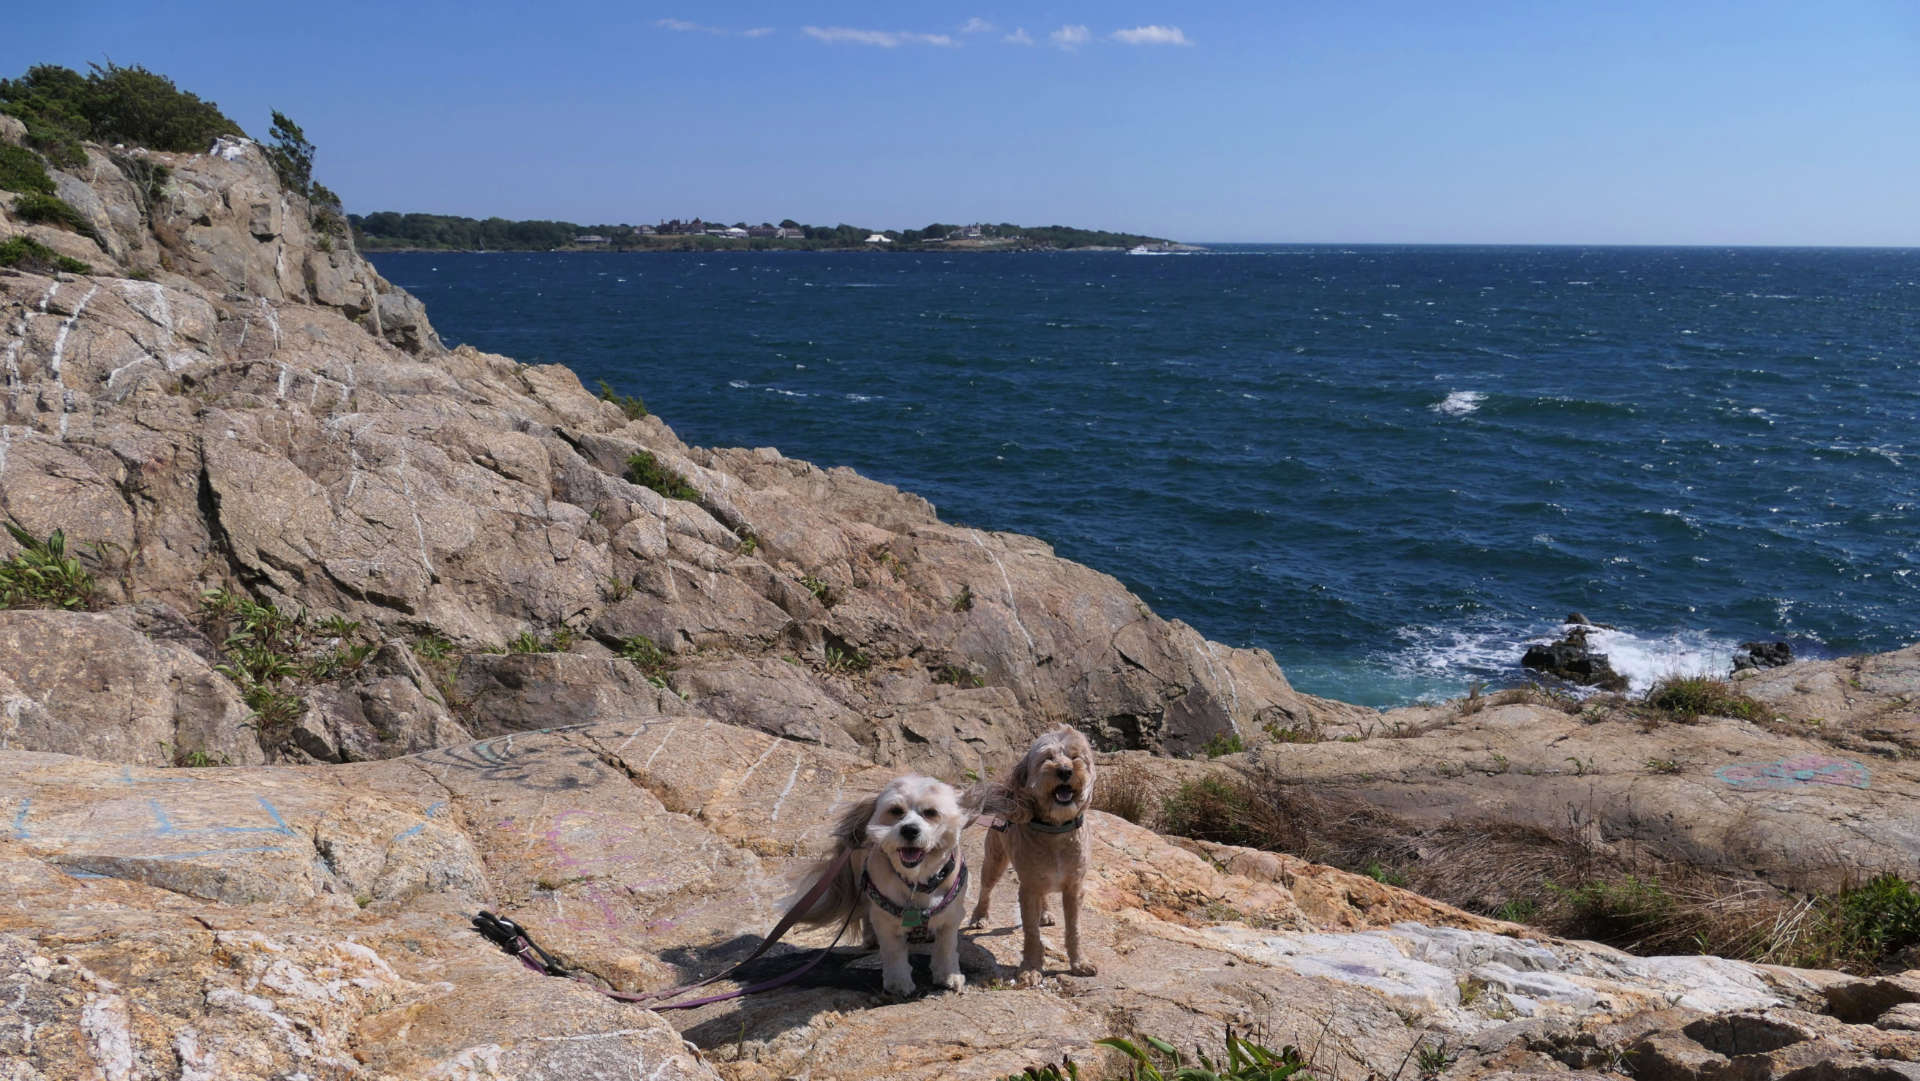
top-left (861, 857), bottom-right (968, 937)
top-left (1025, 813), bottom-right (1084, 835)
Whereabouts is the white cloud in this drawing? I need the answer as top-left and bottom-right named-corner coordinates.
top-left (1050, 24), bottom-right (1090, 49)
top-left (1004, 27), bottom-right (1035, 45)
top-left (803, 26), bottom-right (958, 47)
top-left (657, 17), bottom-right (772, 37)
top-left (961, 17), bottom-right (995, 34)
top-left (1111, 24), bottom-right (1192, 46)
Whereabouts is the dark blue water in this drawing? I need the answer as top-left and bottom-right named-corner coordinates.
top-left (370, 247), bottom-right (1920, 707)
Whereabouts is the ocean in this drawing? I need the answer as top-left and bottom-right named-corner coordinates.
top-left (369, 246), bottom-right (1920, 708)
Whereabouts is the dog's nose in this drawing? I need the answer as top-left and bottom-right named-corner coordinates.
top-left (1056, 766), bottom-right (1073, 781)
top-left (900, 822), bottom-right (920, 841)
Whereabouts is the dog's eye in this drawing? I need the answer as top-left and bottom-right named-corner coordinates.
top-left (922, 808), bottom-right (940, 820)
top-left (887, 805), bottom-right (905, 817)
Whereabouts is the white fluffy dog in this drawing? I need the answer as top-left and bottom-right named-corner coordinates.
top-left (967, 725), bottom-right (1097, 985)
top-left (791, 774), bottom-right (970, 996)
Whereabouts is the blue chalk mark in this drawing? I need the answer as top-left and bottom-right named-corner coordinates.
top-left (148, 845), bottom-right (291, 860)
top-left (254, 797), bottom-right (296, 836)
top-left (63, 870), bottom-right (109, 879)
top-left (425, 801), bottom-right (446, 817)
top-left (143, 796), bottom-right (296, 838)
top-left (118, 766), bottom-right (196, 784)
top-left (148, 799), bottom-right (178, 835)
top-left (10, 797), bottom-right (29, 840)
top-left (394, 822), bottom-right (428, 842)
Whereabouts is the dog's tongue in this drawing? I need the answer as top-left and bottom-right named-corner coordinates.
top-left (1053, 785), bottom-right (1076, 805)
top-left (898, 847), bottom-right (926, 867)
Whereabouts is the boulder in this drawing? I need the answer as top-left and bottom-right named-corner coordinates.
top-left (1520, 625), bottom-right (1628, 690)
top-left (0, 609), bottom-right (262, 767)
top-left (1734, 640), bottom-right (1794, 671)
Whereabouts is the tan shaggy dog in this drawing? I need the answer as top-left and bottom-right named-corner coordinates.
top-left (790, 774), bottom-right (970, 996)
top-left (967, 725), bottom-right (1098, 985)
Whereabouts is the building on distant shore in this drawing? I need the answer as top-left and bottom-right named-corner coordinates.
top-left (864, 233), bottom-right (892, 245)
top-left (574, 234), bottom-right (610, 245)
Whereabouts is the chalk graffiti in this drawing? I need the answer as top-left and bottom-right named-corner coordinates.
top-left (1716, 754), bottom-right (1869, 791)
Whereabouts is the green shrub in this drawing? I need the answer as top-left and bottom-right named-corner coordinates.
top-left (597, 380), bottom-right (648, 419)
top-left (0, 143), bottom-right (53, 194)
top-left (0, 62), bottom-right (242, 162)
top-left (1831, 873), bottom-right (1920, 962)
top-left (0, 235), bottom-right (88, 274)
top-left (0, 522), bottom-right (95, 609)
top-left (10, 191), bottom-right (97, 242)
top-left (1645, 675), bottom-right (1762, 721)
top-left (625, 451), bottom-right (699, 501)
top-left (1202, 731), bottom-right (1245, 758)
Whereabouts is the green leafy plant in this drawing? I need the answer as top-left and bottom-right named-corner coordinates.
top-left (0, 235), bottom-right (89, 274)
top-left (1415, 1041), bottom-right (1453, 1078)
top-left (735, 532), bottom-right (759, 556)
top-left (596, 380), bottom-right (648, 419)
top-left (625, 451), bottom-right (699, 501)
top-left (1364, 862), bottom-right (1410, 887)
top-left (617, 634), bottom-right (672, 676)
top-left (823, 645), bottom-right (871, 673)
top-left (412, 633), bottom-right (453, 660)
top-left (950, 583), bottom-right (974, 612)
top-left (507, 627), bottom-right (575, 654)
top-left (0, 522), bottom-right (96, 610)
top-left (1645, 757), bottom-right (1681, 775)
top-left (1096, 1028), bottom-right (1310, 1081)
top-left (931, 663), bottom-right (984, 687)
top-left (798, 574), bottom-right (834, 607)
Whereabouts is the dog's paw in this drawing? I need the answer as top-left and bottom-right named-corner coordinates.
top-left (937, 971), bottom-right (966, 992)
top-left (1070, 960), bottom-right (1098, 977)
top-left (964, 913), bottom-right (987, 930)
top-left (1039, 912), bottom-right (1056, 927)
top-left (1014, 967), bottom-right (1044, 988)
top-left (882, 973), bottom-right (916, 998)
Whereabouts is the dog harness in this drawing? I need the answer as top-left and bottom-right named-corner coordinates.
top-left (861, 855), bottom-right (969, 943)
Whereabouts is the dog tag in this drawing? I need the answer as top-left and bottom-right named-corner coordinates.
top-left (901, 907), bottom-right (926, 929)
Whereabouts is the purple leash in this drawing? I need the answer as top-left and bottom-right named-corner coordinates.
top-left (472, 849), bottom-right (857, 1011)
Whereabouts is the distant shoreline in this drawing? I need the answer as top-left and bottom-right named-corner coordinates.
top-left (360, 243), bottom-right (1209, 254)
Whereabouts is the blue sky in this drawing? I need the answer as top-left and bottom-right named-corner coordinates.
top-left (8, 1), bottom-right (1919, 244)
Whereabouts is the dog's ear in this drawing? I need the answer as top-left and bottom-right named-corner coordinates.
top-left (831, 793), bottom-right (876, 851)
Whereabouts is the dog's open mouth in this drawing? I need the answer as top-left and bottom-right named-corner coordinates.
top-left (1053, 784), bottom-right (1078, 805)
top-left (896, 846), bottom-right (927, 868)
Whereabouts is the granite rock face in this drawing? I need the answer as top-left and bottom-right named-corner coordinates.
top-left (0, 126), bottom-right (1350, 776)
top-left (6, 721), bottom-right (1917, 1081)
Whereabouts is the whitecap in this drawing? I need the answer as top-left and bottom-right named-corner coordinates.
top-left (1564, 625), bottom-right (1738, 695)
top-left (1431, 390), bottom-right (1485, 416)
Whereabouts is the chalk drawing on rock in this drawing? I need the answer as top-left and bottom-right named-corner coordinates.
top-left (1715, 754), bottom-right (1869, 791)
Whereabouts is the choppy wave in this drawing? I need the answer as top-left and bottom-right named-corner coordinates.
top-left (1431, 390), bottom-right (1485, 416)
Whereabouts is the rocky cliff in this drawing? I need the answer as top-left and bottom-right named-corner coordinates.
top-left (3, 128), bottom-right (1918, 1080)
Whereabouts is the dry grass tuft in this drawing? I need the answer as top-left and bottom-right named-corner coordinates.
top-left (1153, 761), bottom-right (1920, 972)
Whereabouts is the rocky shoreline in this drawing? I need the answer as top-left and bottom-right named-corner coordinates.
top-left (4, 126), bottom-right (1919, 1080)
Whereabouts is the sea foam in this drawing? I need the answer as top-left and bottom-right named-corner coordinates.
top-left (1431, 390), bottom-right (1485, 416)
